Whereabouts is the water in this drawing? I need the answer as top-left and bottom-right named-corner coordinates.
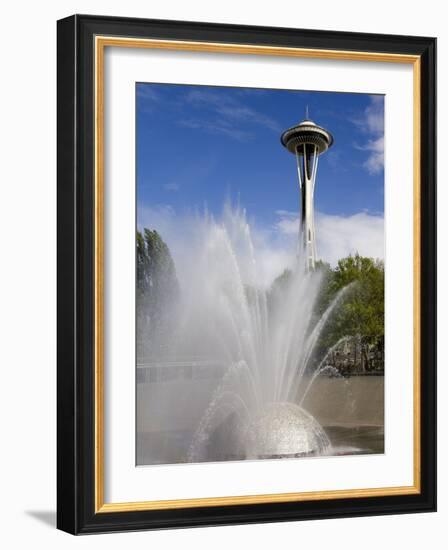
top-left (138, 204), bottom-right (378, 464)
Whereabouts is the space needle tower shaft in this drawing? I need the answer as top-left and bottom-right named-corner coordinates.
top-left (281, 110), bottom-right (333, 271)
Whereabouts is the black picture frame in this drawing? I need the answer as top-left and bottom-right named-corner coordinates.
top-left (57, 14), bottom-right (436, 534)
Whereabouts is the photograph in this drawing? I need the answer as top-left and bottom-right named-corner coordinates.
top-left (54, 12), bottom-right (436, 536)
top-left (135, 83), bottom-right (386, 466)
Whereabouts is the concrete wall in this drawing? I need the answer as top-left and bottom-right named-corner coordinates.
top-left (303, 376), bottom-right (384, 428)
top-left (137, 375), bottom-right (384, 434)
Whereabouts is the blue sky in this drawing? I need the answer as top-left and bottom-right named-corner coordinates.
top-left (136, 83), bottom-right (384, 273)
top-left (137, 83), bottom-right (383, 220)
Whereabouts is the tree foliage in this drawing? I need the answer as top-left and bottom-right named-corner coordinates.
top-left (316, 254), bottom-right (384, 371)
top-left (320, 254), bottom-right (384, 342)
top-left (136, 229), bottom-right (179, 359)
top-left (269, 254), bottom-right (385, 372)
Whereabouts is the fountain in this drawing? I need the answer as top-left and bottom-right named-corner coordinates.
top-left (243, 403), bottom-right (331, 459)
top-left (140, 203), bottom-right (349, 463)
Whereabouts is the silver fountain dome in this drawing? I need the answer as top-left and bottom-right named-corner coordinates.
top-left (243, 402), bottom-right (331, 459)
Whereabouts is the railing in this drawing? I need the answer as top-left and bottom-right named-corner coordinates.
top-left (136, 358), bottom-right (227, 383)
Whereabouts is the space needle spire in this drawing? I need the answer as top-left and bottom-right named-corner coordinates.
top-left (281, 111), bottom-right (333, 271)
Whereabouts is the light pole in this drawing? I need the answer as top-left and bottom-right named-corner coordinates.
top-left (281, 112), bottom-right (333, 270)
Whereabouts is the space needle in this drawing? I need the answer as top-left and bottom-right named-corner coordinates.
top-left (281, 110), bottom-right (333, 271)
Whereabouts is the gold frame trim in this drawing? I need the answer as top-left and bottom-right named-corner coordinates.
top-left (94, 36), bottom-right (422, 513)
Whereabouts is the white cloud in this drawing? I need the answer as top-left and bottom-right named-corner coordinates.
top-left (275, 213), bottom-right (299, 236)
top-left (180, 88), bottom-right (281, 140)
top-left (316, 211), bottom-right (384, 265)
top-left (352, 96), bottom-right (385, 175)
top-left (137, 204), bottom-right (177, 237)
top-left (178, 118), bottom-right (252, 142)
top-left (275, 210), bottom-right (384, 266)
top-left (356, 136), bottom-right (384, 175)
top-left (136, 86), bottom-right (161, 113)
top-left (138, 204), bottom-right (384, 290)
top-left (364, 96), bottom-right (384, 135)
top-left (247, 224), bottom-right (296, 287)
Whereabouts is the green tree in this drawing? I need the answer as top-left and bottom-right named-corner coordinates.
top-left (317, 253), bottom-right (384, 372)
top-left (136, 229), bottom-right (179, 360)
top-left (268, 255), bottom-right (384, 373)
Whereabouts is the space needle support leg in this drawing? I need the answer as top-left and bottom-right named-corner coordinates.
top-left (303, 145), bottom-right (317, 271)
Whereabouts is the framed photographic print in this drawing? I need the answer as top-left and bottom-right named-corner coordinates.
top-left (57, 14), bottom-right (436, 534)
